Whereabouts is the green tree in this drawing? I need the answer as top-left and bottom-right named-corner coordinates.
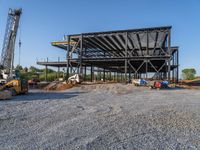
top-left (182, 68), bottom-right (196, 80)
top-left (15, 65), bottom-right (23, 70)
top-left (29, 66), bottom-right (38, 73)
top-left (23, 67), bottom-right (28, 73)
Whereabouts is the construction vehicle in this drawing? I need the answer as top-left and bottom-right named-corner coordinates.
top-left (132, 79), bottom-right (148, 86)
top-left (68, 74), bottom-right (83, 84)
top-left (0, 8), bottom-right (28, 95)
top-left (0, 79), bottom-right (28, 95)
top-left (150, 81), bottom-right (169, 89)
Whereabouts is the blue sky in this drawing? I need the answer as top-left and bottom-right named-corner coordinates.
top-left (0, 0), bottom-right (200, 75)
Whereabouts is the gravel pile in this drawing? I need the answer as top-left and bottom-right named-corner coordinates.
top-left (0, 84), bottom-right (200, 149)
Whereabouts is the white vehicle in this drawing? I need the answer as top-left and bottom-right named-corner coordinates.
top-left (132, 79), bottom-right (147, 86)
top-left (68, 74), bottom-right (83, 84)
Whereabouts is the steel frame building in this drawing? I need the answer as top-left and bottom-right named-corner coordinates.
top-left (37, 26), bottom-right (179, 83)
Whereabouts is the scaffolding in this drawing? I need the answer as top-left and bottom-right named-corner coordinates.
top-left (37, 26), bottom-right (179, 83)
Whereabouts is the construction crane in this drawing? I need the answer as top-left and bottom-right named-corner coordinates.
top-left (0, 8), bottom-right (22, 81)
top-left (0, 8), bottom-right (28, 96)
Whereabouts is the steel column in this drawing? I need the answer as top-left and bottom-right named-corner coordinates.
top-left (146, 60), bottom-right (148, 79)
top-left (103, 68), bottom-right (105, 82)
top-left (176, 50), bottom-right (179, 83)
top-left (58, 67), bottom-right (60, 78)
top-left (124, 32), bottom-right (128, 83)
top-left (84, 66), bottom-right (87, 81)
top-left (146, 31), bottom-right (149, 55)
top-left (67, 35), bottom-right (70, 78)
top-left (90, 65), bottom-right (93, 82)
top-left (45, 65), bottom-right (47, 81)
top-left (80, 34), bottom-right (83, 74)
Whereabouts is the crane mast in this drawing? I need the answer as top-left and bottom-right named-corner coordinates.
top-left (0, 8), bottom-right (22, 79)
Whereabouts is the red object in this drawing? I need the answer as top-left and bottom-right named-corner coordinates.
top-left (154, 82), bottom-right (162, 88)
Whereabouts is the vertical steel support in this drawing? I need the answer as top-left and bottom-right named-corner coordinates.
top-left (146, 60), bottom-right (148, 79)
top-left (117, 72), bottom-right (118, 82)
top-left (90, 65), bottom-right (93, 82)
top-left (164, 60), bottom-right (167, 80)
top-left (168, 29), bottom-right (171, 55)
top-left (176, 50), bottom-right (179, 83)
top-left (67, 35), bottom-right (70, 78)
top-left (146, 30), bottom-right (149, 55)
top-left (70, 66), bottom-right (72, 74)
top-left (45, 65), bottom-right (47, 81)
top-left (125, 32), bottom-right (128, 83)
top-left (58, 67), bottom-right (60, 78)
top-left (80, 34), bottom-right (83, 74)
top-left (84, 66), bottom-right (87, 81)
top-left (168, 59), bottom-right (171, 81)
top-left (103, 68), bottom-right (105, 82)
top-left (168, 29), bottom-right (171, 81)
top-left (172, 53), bottom-right (175, 82)
top-left (99, 71), bottom-right (101, 81)
top-left (129, 66), bottom-right (131, 82)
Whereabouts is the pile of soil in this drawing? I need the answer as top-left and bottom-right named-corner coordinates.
top-left (55, 83), bottom-right (74, 90)
top-left (181, 78), bottom-right (200, 86)
top-left (43, 81), bottom-right (59, 90)
top-left (177, 78), bottom-right (200, 90)
top-left (43, 81), bottom-right (73, 91)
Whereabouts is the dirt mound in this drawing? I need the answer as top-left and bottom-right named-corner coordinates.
top-left (55, 83), bottom-right (74, 90)
top-left (44, 82), bottom-right (73, 91)
top-left (181, 78), bottom-right (200, 86)
top-left (43, 81), bottom-right (59, 90)
top-left (178, 78), bottom-right (200, 90)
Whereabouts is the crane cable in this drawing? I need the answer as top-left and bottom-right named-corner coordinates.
top-left (18, 19), bottom-right (21, 66)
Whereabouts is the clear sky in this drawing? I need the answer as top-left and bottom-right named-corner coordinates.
top-left (0, 0), bottom-right (200, 75)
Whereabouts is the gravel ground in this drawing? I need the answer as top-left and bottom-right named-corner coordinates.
top-left (0, 84), bottom-right (200, 150)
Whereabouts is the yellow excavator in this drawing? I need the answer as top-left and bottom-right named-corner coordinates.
top-left (0, 8), bottom-right (28, 96)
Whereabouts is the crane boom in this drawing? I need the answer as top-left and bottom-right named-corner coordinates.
top-left (0, 8), bottom-right (22, 79)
